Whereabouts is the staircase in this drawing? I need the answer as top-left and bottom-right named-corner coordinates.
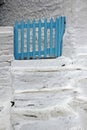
top-left (0, 27), bottom-right (87, 130)
top-left (11, 55), bottom-right (87, 130)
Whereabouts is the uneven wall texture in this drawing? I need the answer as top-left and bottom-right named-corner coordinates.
top-left (0, 0), bottom-right (65, 26)
top-left (0, 0), bottom-right (77, 57)
top-left (0, 0), bottom-right (87, 130)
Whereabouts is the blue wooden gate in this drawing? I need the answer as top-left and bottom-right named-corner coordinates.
top-left (14, 16), bottom-right (66, 60)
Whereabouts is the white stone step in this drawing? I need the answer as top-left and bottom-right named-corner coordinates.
top-left (12, 70), bottom-right (72, 92)
top-left (11, 56), bottom-right (87, 93)
top-left (12, 114), bottom-right (79, 130)
top-left (11, 57), bottom-right (72, 69)
top-left (13, 87), bottom-right (74, 109)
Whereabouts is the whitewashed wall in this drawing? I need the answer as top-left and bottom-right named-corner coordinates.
top-left (1, 0), bottom-right (87, 57)
top-left (0, 0), bottom-right (83, 57)
top-left (0, 0), bottom-right (87, 130)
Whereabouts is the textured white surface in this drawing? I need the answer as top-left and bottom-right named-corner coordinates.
top-left (0, 28), bottom-right (12, 130)
top-left (0, 0), bottom-right (87, 130)
top-left (11, 65), bottom-right (87, 130)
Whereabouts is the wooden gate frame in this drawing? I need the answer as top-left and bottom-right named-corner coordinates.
top-left (14, 16), bottom-right (66, 60)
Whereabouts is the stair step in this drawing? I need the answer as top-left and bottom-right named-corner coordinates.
top-left (11, 110), bottom-right (78, 130)
top-left (13, 88), bottom-right (73, 109)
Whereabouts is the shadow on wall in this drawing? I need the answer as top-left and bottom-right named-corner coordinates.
top-left (0, 0), bottom-right (4, 5)
top-left (0, 0), bottom-right (64, 26)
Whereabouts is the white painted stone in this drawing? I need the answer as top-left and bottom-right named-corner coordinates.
top-left (0, 104), bottom-right (11, 130)
top-left (11, 115), bottom-right (79, 130)
top-left (0, 27), bottom-right (13, 130)
top-left (0, 0), bottom-right (87, 130)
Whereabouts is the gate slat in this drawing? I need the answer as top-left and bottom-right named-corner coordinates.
top-left (14, 21), bottom-right (18, 59)
top-left (38, 19), bottom-right (41, 58)
top-left (58, 17), bottom-right (61, 56)
top-left (55, 18), bottom-right (58, 57)
top-left (44, 18), bottom-right (47, 58)
top-left (32, 19), bottom-right (36, 59)
top-left (60, 17), bottom-right (63, 56)
top-left (27, 20), bottom-right (30, 59)
top-left (50, 18), bottom-right (53, 57)
top-left (21, 20), bottom-right (24, 59)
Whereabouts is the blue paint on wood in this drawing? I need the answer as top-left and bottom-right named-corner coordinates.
top-left (50, 18), bottom-right (53, 57)
top-left (44, 18), bottom-right (47, 58)
top-left (27, 20), bottom-right (30, 59)
top-left (18, 48), bottom-right (55, 58)
top-left (21, 20), bottom-right (24, 59)
top-left (14, 21), bottom-right (18, 60)
top-left (38, 19), bottom-right (41, 58)
top-left (32, 19), bottom-right (36, 59)
top-left (14, 16), bottom-right (66, 60)
top-left (58, 17), bottom-right (61, 57)
top-left (18, 22), bottom-right (56, 29)
top-left (60, 16), bottom-right (63, 56)
top-left (55, 18), bottom-right (59, 57)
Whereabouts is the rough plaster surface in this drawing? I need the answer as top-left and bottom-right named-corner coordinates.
top-left (0, 0), bottom-right (87, 130)
top-left (11, 60), bottom-right (87, 130)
